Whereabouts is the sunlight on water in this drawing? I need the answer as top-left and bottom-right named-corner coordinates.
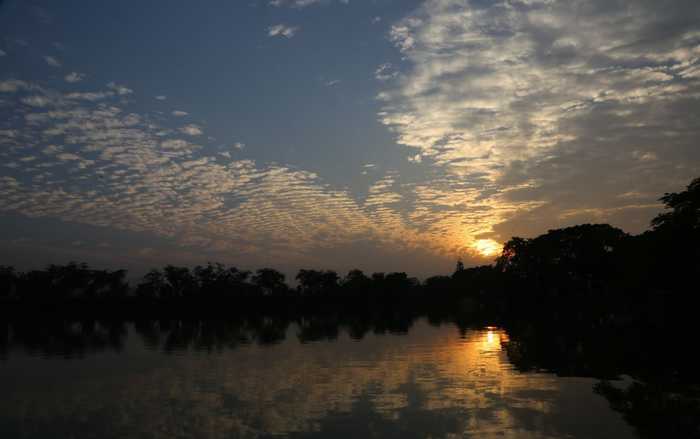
top-left (0, 320), bottom-right (637, 439)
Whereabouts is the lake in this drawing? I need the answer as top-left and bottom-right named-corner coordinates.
top-left (0, 318), bottom-right (652, 438)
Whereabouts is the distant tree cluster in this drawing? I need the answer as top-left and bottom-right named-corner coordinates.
top-left (0, 262), bottom-right (423, 304)
top-left (0, 262), bottom-right (128, 302)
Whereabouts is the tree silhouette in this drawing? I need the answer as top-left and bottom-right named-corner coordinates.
top-left (251, 268), bottom-right (287, 296)
top-left (296, 269), bottom-right (340, 296)
top-left (0, 265), bottom-right (17, 298)
top-left (342, 269), bottom-right (371, 294)
top-left (496, 224), bottom-right (628, 286)
top-left (651, 177), bottom-right (700, 232)
top-left (192, 263), bottom-right (252, 298)
top-left (645, 176), bottom-right (700, 302)
top-left (136, 269), bottom-right (167, 300)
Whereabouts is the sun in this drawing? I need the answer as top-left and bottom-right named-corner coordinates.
top-left (472, 239), bottom-right (502, 257)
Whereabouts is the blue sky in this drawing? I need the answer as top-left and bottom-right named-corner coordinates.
top-left (1, 0), bottom-right (699, 277)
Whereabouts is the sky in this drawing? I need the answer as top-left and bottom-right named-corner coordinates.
top-left (0, 0), bottom-right (699, 278)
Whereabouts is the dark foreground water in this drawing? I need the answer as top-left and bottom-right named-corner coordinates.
top-left (0, 319), bottom-right (655, 438)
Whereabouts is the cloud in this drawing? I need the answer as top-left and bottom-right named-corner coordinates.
top-left (0, 49), bottom-right (6, 56)
top-left (64, 72), bottom-right (85, 83)
top-left (270, 0), bottom-right (319, 7)
top-left (56, 152), bottom-right (81, 161)
top-left (377, 0), bottom-right (700, 246)
top-left (172, 110), bottom-right (189, 117)
top-left (324, 79), bottom-right (341, 87)
top-left (0, 79), bottom-right (31, 93)
top-left (267, 24), bottom-right (299, 38)
top-left (0, 323), bottom-right (595, 439)
top-left (65, 91), bottom-right (113, 101)
top-left (4, 1), bottom-right (699, 272)
top-left (0, 77), bottom-right (475, 273)
top-left (155, 95), bottom-right (167, 101)
top-left (21, 95), bottom-right (51, 107)
top-left (42, 145), bottom-right (62, 155)
top-left (179, 124), bottom-right (203, 136)
top-left (408, 154), bottom-right (422, 164)
top-left (374, 63), bottom-right (397, 81)
top-left (43, 56), bottom-right (61, 67)
top-left (106, 82), bottom-right (133, 95)
top-left (269, 0), bottom-right (348, 7)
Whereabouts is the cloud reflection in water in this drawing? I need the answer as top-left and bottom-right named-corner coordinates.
top-left (0, 321), bottom-right (635, 438)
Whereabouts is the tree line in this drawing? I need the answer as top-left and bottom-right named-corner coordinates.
top-left (0, 262), bottom-right (426, 304)
top-left (0, 176), bottom-right (698, 317)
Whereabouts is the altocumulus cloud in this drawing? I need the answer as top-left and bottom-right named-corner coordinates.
top-left (267, 24), bottom-right (299, 38)
top-left (0, 76), bottom-right (461, 271)
top-left (268, 0), bottom-right (348, 7)
top-left (3, 0), bottom-right (698, 272)
top-left (64, 72), bottom-right (85, 83)
top-left (378, 0), bottom-right (700, 244)
top-left (179, 124), bottom-right (203, 136)
top-left (43, 56), bottom-right (61, 67)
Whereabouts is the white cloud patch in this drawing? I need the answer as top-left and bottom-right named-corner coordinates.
top-left (64, 72), bottom-right (85, 83)
top-left (179, 124), bottom-right (203, 136)
top-left (172, 110), bottom-right (189, 117)
top-left (270, 0), bottom-right (349, 7)
top-left (56, 152), bottom-right (81, 161)
top-left (106, 82), bottom-right (133, 95)
top-left (43, 56), bottom-right (61, 67)
top-left (42, 145), bottom-right (62, 155)
top-left (408, 154), bottom-right (422, 164)
top-left (270, 0), bottom-right (318, 7)
top-left (65, 91), bottom-right (113, 101)
top-left (21, 95), bottom-right (51, 107)
top-left (374, 63), bottom-right (397, 81)
top-left (267, 24), bottom-right (299, 38)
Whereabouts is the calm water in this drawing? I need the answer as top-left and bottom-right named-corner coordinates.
top-left (0, 320), bottom-right (639, 439)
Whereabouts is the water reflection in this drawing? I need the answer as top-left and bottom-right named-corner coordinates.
top-left (0, 319), bottom-right (642, 439)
